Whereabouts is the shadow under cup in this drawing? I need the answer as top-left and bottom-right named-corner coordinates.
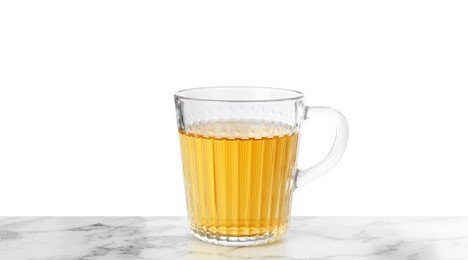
top-left (174, 87), bottom-right (348, 246)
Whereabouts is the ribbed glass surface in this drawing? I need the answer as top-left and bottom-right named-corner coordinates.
top-left (178, 121), bottom-right (299, 244)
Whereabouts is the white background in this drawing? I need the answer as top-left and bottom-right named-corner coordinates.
top-left (1, 0), bottom-right (467, 216)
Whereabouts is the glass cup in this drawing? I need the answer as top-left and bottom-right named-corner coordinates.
top-left (174, 87), bottom-right (348, 246)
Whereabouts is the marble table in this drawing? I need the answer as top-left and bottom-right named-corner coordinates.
top-left (1, 217), bottom-right (467, 259)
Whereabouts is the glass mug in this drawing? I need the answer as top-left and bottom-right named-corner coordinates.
top-left (174, 87), bottom-right (348, 246)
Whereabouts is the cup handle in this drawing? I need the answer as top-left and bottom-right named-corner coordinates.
top-left (294, 106), bottom-right (349, 188)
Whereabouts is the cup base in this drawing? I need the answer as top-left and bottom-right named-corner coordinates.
top-left (190, 226), bottom-right (286, 246)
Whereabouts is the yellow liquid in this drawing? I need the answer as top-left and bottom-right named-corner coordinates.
top-left (179, 121), bottom-right (299, 237)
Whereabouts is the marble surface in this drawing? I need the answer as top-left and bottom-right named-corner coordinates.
top-left (0, 217), bottom-right (468, 259)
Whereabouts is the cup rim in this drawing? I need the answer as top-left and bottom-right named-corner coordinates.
top-left (174, 86), bottom-right (304, 103)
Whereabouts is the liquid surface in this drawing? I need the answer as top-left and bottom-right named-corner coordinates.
top-left (184, 120), bottom-right (296, 139)
top-left (179, 121), bottom-right (299, 237)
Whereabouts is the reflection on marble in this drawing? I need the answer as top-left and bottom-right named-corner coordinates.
top-left (1, 217), bottom-right (468, 259)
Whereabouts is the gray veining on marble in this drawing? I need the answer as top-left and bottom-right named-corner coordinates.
top-left (0, 217), bottom-right (467, 259)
